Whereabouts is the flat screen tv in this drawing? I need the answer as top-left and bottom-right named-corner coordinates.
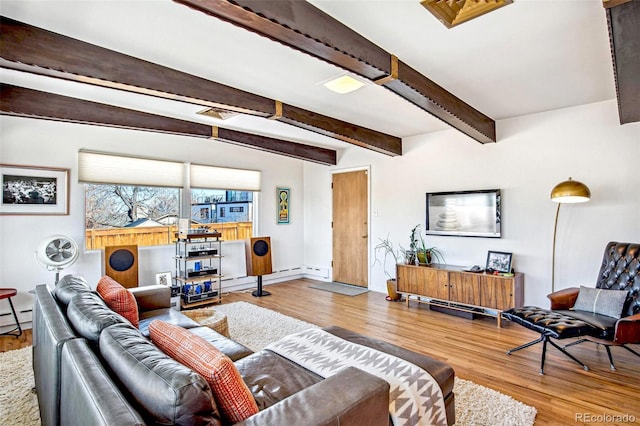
top-left (426, 189), bottom-right (501, 238)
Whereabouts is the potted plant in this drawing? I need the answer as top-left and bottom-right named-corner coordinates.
top-left (374, 235), bottom-right (402, 301)
top-left (403, 224), bottom-right (420, 265)
top-left (411, 224), bottom-right (445, 265)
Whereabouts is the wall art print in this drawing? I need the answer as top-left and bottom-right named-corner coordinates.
top-left (1, 164), bottom-right (70, 215)
top-left (277, 187), bottom-right (290, 224)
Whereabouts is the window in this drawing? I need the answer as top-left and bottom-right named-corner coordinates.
top-left (80, 151), bottom-right (259, 250)
top-left (85, 184), bottom-right (180, 249)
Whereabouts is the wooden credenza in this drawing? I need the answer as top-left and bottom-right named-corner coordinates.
top-left (396, 264), bottom-right (524, 327)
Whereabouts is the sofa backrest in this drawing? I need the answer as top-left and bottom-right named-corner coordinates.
top-left (60, 338), bottom-right (145, 425)
top-left (100, 323), bottom-right (221, 426)
top-left (32, 284), bottom-right (78, 426)
top-left (53, 274), bottom-right (94, 307)
top-left (67, 292), bottom-right (129, 344)
top-left (596, 242), bottom-right (640, 317)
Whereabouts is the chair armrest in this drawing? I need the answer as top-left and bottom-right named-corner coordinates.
top-left (129, 285), bottom-right (170, 312)
top-left (547, 287), bottom-right (580, 310)
top-left (614, 312), bottom-right (640, 344)
top-left (237, 367), bottom-right (390, 426)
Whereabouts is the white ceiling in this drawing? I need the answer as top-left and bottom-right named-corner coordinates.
top-left (0, 0), bottom-right (616, 152)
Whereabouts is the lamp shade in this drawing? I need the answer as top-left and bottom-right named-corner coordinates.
top-left (550, 177), bottom-right (591, 203)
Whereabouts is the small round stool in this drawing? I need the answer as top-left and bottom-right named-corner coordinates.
top-left (182, 308), bottom-right (229, 337)
top-left (0, 288), bottom-right (22, 338)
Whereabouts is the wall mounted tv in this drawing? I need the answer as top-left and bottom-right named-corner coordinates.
top-left (426, 189), bottom-right (501, 238)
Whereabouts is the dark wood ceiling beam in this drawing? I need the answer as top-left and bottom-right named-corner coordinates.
top-left (279, 104), bottom-right (402, 154)
top-left (175, 0), bottom-right (496, 143)
top-left (604, 0), bottom-right (640, 124)
top-left (0, 84), bottom-right (337, 165)
top-left (215, 127), bottom-right (336, 165)
top-left (0, 16), bottom-right (399, 156)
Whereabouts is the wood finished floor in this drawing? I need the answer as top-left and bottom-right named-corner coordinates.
top-left (2, 278), bottom-right (638, 425)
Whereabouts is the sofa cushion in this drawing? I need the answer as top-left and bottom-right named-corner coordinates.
top-left (67, 292), bottom-right (128, 343)
top-left (101, 323), bottom-right (221, 426)
top-left (573, 286), bottom-right (629, 319)
top-left (149, 320), bottom-right (259, 424)
top-left (96, 276), bottom-right (139, 327)
top-left (54, 274), bottom-right (93, 307)
top-left (234, 349), bottom-right (322, 410)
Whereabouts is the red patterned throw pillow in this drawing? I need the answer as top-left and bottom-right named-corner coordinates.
top-left (149, 320), bottom-right (259, 424)
top-left (96, 276), bottom-right (139, 328)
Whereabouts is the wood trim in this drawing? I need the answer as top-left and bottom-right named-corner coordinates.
top-left (174, 0), bottom-right (496, 143)
top-left (602, 0), bottom-right (633, 9)
top-left (0, 84), bottom-right (337, 165)
top-left (0, 16), bottom-right (399, 156)
top-left (268, 100), bottom-right (283, 120)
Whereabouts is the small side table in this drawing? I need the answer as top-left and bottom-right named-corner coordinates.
top-left (182, 308), bottom-right (229, 337)
top-left (0, 288), bottom-right (22, 337)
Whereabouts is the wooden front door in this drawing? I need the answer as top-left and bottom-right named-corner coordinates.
top-left (332, 170), bottom-right (368, 287)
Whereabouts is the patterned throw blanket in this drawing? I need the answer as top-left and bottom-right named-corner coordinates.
top-left (265, 329), bottom-right (447, 426)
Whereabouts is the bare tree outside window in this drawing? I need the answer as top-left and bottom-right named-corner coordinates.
top-left (85, 184), bottom-right (179, 229)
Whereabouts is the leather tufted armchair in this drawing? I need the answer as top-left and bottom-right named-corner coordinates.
top-left (502, 242), bottom-right (640, 374)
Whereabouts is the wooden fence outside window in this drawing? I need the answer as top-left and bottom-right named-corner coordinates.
top-left (85, 222), bottom-right (253, 250)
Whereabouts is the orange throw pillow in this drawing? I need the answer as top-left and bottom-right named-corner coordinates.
top-left (96, 276), bottom-right (139, 328)
top-left (149, 320), bottom-right (258, 424)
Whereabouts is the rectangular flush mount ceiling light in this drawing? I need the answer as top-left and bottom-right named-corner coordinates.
top-left (322, 75), bottom-right (366, 94)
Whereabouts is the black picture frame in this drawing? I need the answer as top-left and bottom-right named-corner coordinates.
top-left (485, 251), bottom-right (512, 273)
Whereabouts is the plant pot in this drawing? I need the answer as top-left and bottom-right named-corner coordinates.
top-left (405, 250), bottom-right (416, 265)
top-left (416, 250), bottom-right (432, 265)
top-left (386, 279), bottom-right (401, 301)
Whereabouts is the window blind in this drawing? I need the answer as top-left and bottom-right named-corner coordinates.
top-left (190, 164), bottom-right (261, 191)
top-left (78, 151), bottom-right (184, 187)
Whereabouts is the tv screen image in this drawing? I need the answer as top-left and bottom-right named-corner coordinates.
top-left (426, 189), bottom-right (501, 238)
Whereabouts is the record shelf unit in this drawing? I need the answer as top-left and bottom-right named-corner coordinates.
top-left (174, 231), bottom-right (223, 308)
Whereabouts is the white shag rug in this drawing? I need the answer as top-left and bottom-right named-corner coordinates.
top-left (214, 301), bottom-right (319, 351)
top-left (453, 378), bottom-right (537, 426)
top-left (2, 301), bottom-right (536, 426)
top-left (0, 346), bottom-right (40, 426)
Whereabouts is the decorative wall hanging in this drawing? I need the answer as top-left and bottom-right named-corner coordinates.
top-left (277, 187), bottom-right (290, 224)
top-left (0, 164), bottom-right (69, 215)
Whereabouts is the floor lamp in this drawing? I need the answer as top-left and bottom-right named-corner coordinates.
top-left (550, 177), bottom-right (591, 293)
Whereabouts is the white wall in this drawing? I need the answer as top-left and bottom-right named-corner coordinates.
top-left (304, 100), bottom-right (640, 306)
top-left (2, 99), bottom-right (639, 328)
top-left (0, 116), bottom-right (305, 325)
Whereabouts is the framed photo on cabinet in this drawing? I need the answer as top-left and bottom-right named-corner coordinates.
top-left (486, 251), bottom-right (512, 273)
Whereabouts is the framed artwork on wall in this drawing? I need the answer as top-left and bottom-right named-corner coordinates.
top-left (0, 164), bottom-right (70, 215)
top-left (277, 187), bottom-right (290, 224)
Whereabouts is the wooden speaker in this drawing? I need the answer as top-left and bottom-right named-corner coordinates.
top-left (104, 245), bottom-right (138, 288)
top-left (245, 237), bottom-right (272, 276)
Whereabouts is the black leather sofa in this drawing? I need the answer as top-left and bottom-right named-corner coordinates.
top-left (33, 274), bottom-right (455, 425)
